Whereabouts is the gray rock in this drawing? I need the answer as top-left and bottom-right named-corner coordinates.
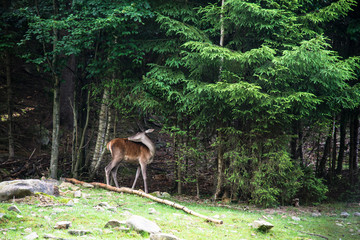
top-left (73, 190), bottom-right (82, 198)
top-left (149, 208), bottom-right (159, 215)
top-left (0, 213), bottom-right (4, 218)
top-left (8, 205), bottom-right (21, 213)
top-left (252, 220), bottom-right (274, 231)
top-left (43, 233), bottom-right (73, 240)
top-left (353, 212), bottom-right (360, 217)
top-left (105, 219), bottom-right (126, 228)
top-left (68, 230), bottom-right (91, 236)
top-left (58, 182), bottom-right (79, 191)
top-left (0, 179), bottom-right (58, 201)
top-left (66, 200), bottom-right (75, 206)
top-left (24, 232), bottom-right (38, 240)
top-left (97, 202), bottom-right (110, 208)
top-left (126, 215), bottom-right (161, 234)
top-left (54, 221), bottom-right (71, 229)
top-left (82, 183), bottom-right (94, 188)
top-left (150, 233), bottom-right (180, 240)
top-left (340, 212), bottom-right (350, 218)
top-left (312, 212), bottom-right (321, 217)
top-left (291, 216), bottom-right (301, 221)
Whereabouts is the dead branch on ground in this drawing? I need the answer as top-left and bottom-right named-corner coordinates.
top-left (64, 178), bottom-right (223, 224)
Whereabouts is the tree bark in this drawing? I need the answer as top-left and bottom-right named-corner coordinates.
top-left (317, 133), bottom-right (331, 178)
top-left (214, 130), bottom-right (224, 200)
top-left (331, 116), bottom-right (337, 175)
top-left (349, 108), bottom-right (359, 182)
top-left (90, 87), bottom-right (110, 178)
top-left (5, 49), bottom-right (15, 160)
top-left (336, 110), bottom-right (347, 174)
top-left (50, 74), bottom-right (60, 178)
top-left (49, 0), bottom-right (60, 178)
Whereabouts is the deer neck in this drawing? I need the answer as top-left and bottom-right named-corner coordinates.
top-left (141, 136), bottom-right (156, 157)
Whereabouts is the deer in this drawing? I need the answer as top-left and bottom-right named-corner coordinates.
top-left (105, 129), bottom-right (155, 193)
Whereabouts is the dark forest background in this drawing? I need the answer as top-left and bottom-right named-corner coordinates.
top-left (1, 0), bottom-right (360, 207)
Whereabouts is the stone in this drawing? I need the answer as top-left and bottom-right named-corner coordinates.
top-left (0, 213), bottom-right (4, 218)
top-left (291, 216), bottom-right (301, 221)
top-left (149, 208), bottom-right (159, 215)
top-left (105, 219), bottom-right (126, 228)
top-left (126, 215), bottom-right (161, 234)
top-left (312, 212), bottom-right (321, 217)
top-left (43, 234), bottom-right (67, 239)
top-left (353, 212), bottom-right (360, 217)
top-left (152, 191), bottom-right (171, 198)
top-left (150, 233), bottom-right (180, 240)
top-left (8, 205), bottom-right (21, 213)
top-left (82, 183), bottom-right (94, 188)
top-left (97, 202), bottom-right (110, 208)
top-left (24, 232), bottom-right (38, 240)
top-left (0, 179), bottom-right (58, 201)
top-left (252, 220), bottom-right (274, 231)
top-left (340, 212), bottom-right (350, 218)
top-left (73, 190), bottom-right (82, 198)
top-left (58, 182), bottom-right (78, 190)
top-left (68, 230), bottom-right (91, 236)
top-left (66, 200), bottom-right (75, 206)
top-left (54, 221), bottom-right (71, 229)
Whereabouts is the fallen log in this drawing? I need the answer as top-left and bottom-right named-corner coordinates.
top-left (64, 178), bottom-right (223, 224)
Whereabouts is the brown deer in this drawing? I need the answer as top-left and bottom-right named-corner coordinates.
top-left (105, 129), bottom-right (155, 193)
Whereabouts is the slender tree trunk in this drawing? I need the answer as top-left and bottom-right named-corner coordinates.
top-left (290, 121), bottom-right (303, 163)
top-left (71, 80), bottom-right (79, 174)
top-left (218, 0), bottom-right (225, 81)
top-left (336, 110), bottom-right (347, 174)
top-left (175, 134), bottom-right (182, 194)
top-left (349, 108), bottom-right (359, 182)
top-left (5, 50), bottom-right (15, 160)
top-left (317, 134), bottom-right (331, 178)
top-left (49, 0), bottom-right (60, 178)
top-left (214, 130), bottom-right (224, 200)
top-left (50, 74), bottom-right (60, 178)
top-left (214, 0), bottom-right (226, 200)
top-left (90, 87), bottom-right (110, 178)
top-left (72, 88), bottom-right (91, 177)
top-left (331, 116), bottom-right (337, 175)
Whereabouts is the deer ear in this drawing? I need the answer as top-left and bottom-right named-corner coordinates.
top-left (145, 129), bottom-right (154, 133)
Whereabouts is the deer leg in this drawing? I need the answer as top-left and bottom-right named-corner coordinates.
top-left (140, 163), bottom-right (148, 193)
top-left (105, 162), bottom-right (114, 186)
top-left (105, 160), bottom-right (118, 186)
top-left (131, 166), bottom-right (141, 189)
top-left (111, 164), bottom-right (120, 188)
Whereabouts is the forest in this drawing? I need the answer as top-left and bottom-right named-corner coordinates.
top-left (1, 0), bottom-right (360, 208)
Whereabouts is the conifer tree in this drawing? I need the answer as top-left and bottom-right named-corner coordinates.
top-left (136, 0), bottom-right (359, 205)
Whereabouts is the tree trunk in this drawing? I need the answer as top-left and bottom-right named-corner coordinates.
top-left (336, 110), bottom-right (347, 174)
top-left (50, 74), bottom-right (60, 178)
top-left (317, 134), bottom-right (331, 178)
top-left (90, 87), bottom-right (110, 178)
top-left (72, 86), bottom-right (91, 178)
top-left (214, 1), bottom-right (226, 200)
top-left (290, 121), bottom-right (303, 163)
top-left (214, 130), bottom-right (224, 200)
top-left (49, 0), bottom-right (60, 178)
top-left (331, 116), bottom-right (337, 175)
top-left (5, 50), bottom-right (15, 160)
top-left (349, 108), bottom-right (359, 182)
top-left (175, 134), bottom-right (182, 195)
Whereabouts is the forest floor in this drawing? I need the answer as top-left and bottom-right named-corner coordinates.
top-left (1, 180), bottom-right (360, 240)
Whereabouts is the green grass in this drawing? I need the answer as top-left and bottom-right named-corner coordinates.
top-left (0, 186), bottom-right (359, 239)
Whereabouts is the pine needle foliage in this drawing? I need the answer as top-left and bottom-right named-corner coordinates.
top-left (135, 0), bottom-right (359, 206)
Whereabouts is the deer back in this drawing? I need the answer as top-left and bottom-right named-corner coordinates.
top-left (107, 138), bottom-right (152, 164)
